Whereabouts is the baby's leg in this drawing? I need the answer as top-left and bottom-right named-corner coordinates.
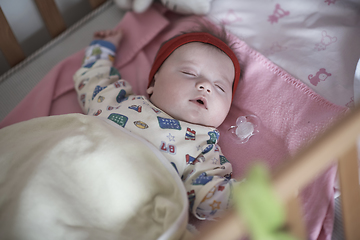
top-left (94, 29), bottom-right (123, 48)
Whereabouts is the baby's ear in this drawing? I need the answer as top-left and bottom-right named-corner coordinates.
top-left (146, 86), bottom-right (154, 95)
top-left (147, 72), bottom-right (158, 94)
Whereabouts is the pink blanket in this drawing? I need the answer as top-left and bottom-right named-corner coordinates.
top-left (0, 4), bottom-right (347, 240)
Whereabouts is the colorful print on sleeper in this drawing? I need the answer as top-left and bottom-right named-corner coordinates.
top-left (73, 40), bottom-right (236, 220)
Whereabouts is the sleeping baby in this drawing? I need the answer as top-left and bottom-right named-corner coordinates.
top-left (73, 26), bottom-right (241, 220)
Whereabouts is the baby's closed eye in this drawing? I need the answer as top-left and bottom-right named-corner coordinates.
top-left (215, 84), bottom-right (225, 92)
top-left (181, 71), bottom-right (196, 76)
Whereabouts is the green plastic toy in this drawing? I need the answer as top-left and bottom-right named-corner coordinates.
top-left (234, 163), bottom-right (297, 240)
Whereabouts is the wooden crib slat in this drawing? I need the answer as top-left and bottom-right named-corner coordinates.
top-left (88, 0), bottom-right (108, 9)
top-left (286, 196), bottom-right (306, 240)
top-left (195, 212), bottom-right (246, 240)
top-left (338, 144), bottom-right (360, 240)
top-left (272, 107), bottom-right (360, 204)
top-left (34, 0), bottom-right (66, 38)
top-left (0, 7), bottom-right (25, 67)
top-left (195, 196), bottom-right (308, 240)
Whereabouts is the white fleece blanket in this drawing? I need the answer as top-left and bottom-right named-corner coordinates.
top-left (0, 113), bottom-right (189, 240)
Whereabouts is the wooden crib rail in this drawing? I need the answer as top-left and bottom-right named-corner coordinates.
top-left (0, 0), bottom-right (107, 68)
top-left (0, 7), bottom-right (26, 67)
top-left (34, 0), bottom-right (67, 38)
top-left (196, 106), bottom-right (360, 240)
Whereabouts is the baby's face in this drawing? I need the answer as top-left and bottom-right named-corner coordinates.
top-left (147, 42), bottom-right (235, 128)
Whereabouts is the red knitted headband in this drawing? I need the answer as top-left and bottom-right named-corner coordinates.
top-left (148, 32), bottom-right (241, 99)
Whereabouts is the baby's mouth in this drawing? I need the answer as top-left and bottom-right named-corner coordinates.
top-left (190, 97), bottom-right (208, 109)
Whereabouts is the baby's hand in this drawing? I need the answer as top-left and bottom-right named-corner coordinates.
top-left (93, 29), bottom-right (123, 48)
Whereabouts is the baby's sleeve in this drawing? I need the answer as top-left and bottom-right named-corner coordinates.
top-left (73, 40), bottom-right (133, 114)
top-left (183, 145), bottom-right (237, 220)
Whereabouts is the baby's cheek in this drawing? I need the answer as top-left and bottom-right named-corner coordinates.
top-left (212, 107), bottom-right (230, 127)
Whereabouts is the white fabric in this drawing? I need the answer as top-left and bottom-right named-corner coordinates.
top-left (208, 0), bottom-right (360, 108)
top-left (114, 0), bottom-right (153, 13)
top-left (0, 114), bottom-right (190, 240)
top-left (160, 0), bottom-right (213, 15)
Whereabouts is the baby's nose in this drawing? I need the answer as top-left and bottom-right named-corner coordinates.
top-left (196, 81), bottom-right (212, 93)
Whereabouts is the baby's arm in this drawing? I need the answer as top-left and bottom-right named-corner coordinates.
top-left (183, 146), bottom-right (237, 220)
top-left (82, 30), bottom-right (123, 68)
top-left (73, 29), bottom-right (133, 114)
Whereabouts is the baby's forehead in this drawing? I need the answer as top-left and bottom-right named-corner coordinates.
top-left (167, 42), bottom-right (229, 61)
top-left (174, 42), bottom-right (223, 52)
